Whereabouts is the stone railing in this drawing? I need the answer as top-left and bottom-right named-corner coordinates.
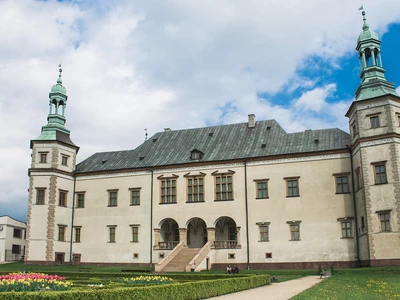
top-left (213, 240), bottom-right (238, 249)
top-left (155, 241), bottom-right (184, 272)
top-left (186, 241), bottom-right (212, 272)
top-left (158, 241), bottom-right (179, 250)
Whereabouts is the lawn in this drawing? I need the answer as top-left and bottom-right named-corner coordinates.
top-left (293, 267), bottom-right (400, 300)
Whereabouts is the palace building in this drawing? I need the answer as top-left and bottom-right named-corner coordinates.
top-left (25, 11), bottom-right (400, 270)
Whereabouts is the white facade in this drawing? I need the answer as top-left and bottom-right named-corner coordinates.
top-left (0, 216), bottom-right (26, 263)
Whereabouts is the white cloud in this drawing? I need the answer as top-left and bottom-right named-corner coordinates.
top-left (0, 0), bottom-right (400, 221)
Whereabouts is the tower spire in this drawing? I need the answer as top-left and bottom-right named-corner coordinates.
top-left (354, 7), bottom-right (398, 101)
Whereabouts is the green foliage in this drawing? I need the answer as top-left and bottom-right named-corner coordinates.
top-left (120, 275), bottom-right (174, 285)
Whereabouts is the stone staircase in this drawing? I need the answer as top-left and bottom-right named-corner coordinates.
top-left (161, 248), bottom-right (201, 272)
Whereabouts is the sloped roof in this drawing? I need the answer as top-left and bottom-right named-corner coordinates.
top-left (75, 120), bottom-right (350, 173)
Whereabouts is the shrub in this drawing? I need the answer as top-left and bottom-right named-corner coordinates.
top-left (0, 273), bottom-right (72, 292)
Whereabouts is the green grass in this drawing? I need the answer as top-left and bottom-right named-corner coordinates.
top-left (292, 268), bottom-right (400, 300)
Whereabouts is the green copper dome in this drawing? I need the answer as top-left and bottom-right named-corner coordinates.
top-left (50, 77), bottom-right (67, 95)
top-left (357, 11), bottom-right (379, 43)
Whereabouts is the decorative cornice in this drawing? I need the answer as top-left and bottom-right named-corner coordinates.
top-left (348, 99), bottom-right (400, 120)
top-left (353, 137), bottom-right (400, 154)
top-left (30, 172), bottom-right (74, 181)
top-left (247, 153), bottom-right (350, 166)
top-left (76, 170), bottom-right (151, 181)
top-left (33, 143), bottom-right (76, 153)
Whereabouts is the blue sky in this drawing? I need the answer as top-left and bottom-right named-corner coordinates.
top-left (0, 0), bottom-right (400, 222)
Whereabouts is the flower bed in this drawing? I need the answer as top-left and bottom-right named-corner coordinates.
top-left (0, 272), bottom-right (72, 292)
top-left (121, 275), bottom-right (173, 285)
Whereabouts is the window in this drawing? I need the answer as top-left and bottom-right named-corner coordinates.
top-left (13, 228), bottom-right (22, 238)
top-left (108, 226), bottom-right (116, 243)
top-left (12, 244), bottom-right (21, 254)
top-left (373, 163), bottom-right (387, 184)
top-left (131, 226), bottom-right (139, 242)
top-left (229, 227), bottom-right (237, 241)
top-left (355, 167), bottom-right (362, 191)
top-left (361, 216), bottom-right (365, 229)
top-left (74, 227), bottom-right (81, 243)
top-left (370, 116), bottom-right (380, 128)
top-left (187, 177), bottom-right (204, 202)
top-left (108, 190), bottom-right (118, 207)
top-left (334, 174), bottom-right (349, 194)
top-left (259, 224), bottom-right (269, 242)
top-left (191, 152), bottom-right (200, 160)
top-left (61, 155), bottom-right (68, 166)
top-left (341, 221), bottom-right (352, 238)
top-left (352, 124), bottom-right (358, 138)
top-left (76, 193), bottom-right (85, 208)
top-left (215, 175), bottom-right (233, 200)
top-left (160, 179), bottom-right (177, 203)
top-left (40, 153), bottom-right (47, 163)
top-left (379, 212), bottom-right (391, 232)
top-left (36, 188), bottom-right (46, 205)
top-left (285, 177), bottom-right (299, 197)
top-left (265, 253), bottom-right (272, 259)
top-left (130, 188), bottom-right (141, 205)
top-left (58, 225), bottom-right (67, 242)
top-left (59, 190), bottom-right (67, 206)
top-left (287, 221), bottom-right (301, 241)
top-left (255, 179), bottom-right (269, 199)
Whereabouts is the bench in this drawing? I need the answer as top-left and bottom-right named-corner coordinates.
top-left (78, 268), bottom-right (92, 272)
top-left (121, 269), bottom-right (152, 273)
top-left (270, 276), bottom-right (278, 283)
top-left (319, 270), bottom-right (331, 279)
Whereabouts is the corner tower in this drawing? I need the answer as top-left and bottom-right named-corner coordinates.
top-left (26, 66), bottom-right (79, 265)
top-left (346, 10), bottom-right (400, 267)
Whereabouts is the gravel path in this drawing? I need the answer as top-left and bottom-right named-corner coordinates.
top-left (207, 276), bottom-right (322, 300)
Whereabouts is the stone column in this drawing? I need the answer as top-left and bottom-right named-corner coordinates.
top-left (179, 228), bottom-right (188, 246)
top-left (153, 228), bottom-right (161, 249)
top-left (207, 227), bottom-right (215, 243)
top-left (361, 51), bottom-right (367, 68)
top-left (236, 227), bottom-right (241, 247)
top-left (370, 48), bottom-right (376, 66)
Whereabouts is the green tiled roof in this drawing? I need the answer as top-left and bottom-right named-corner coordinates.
top-left (75, 120), bottom-right (350, 173)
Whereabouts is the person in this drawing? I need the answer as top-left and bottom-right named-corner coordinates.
top-left (233, 265), bottom-right (239, 274)
top-left (226, 265), bottom-right (231, 274)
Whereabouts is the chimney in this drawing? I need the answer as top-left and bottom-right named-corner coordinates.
top-left (248, 114), bottom-right (256, 128)
top-left (164, 128), bottom-right (171, 132)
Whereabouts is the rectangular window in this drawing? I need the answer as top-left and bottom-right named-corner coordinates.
top-left (40, 153), bottom-right (47, 163)
top-left (76, 193), bottom-right (85, 208)
top-left (61, 155), bottom-right (68, 166)
top-left (374, 164), bottom-right (387, 184)
top-left (59, 190), bottom-right (67, 206)
top-left (131, 226), bottom-right (139, 242)
top-left (130, 188), bottom-right (141, 205)
top-left (215, 175), bottom-right (233, 201)
top-left (160, 179), bottom-right (177, 203)
top-left (256, 181), bottom-right (269, 199)
top-left (352, 124), bottom-right (357, 138)
top-left (74, 227), bottom-right (81, 243)
top-left (355, 168), bottom-right (362, 191)
top-left (286, 178), bottom-right (299, 197)
top-left (287, 221), bottom-right (301, 241)
top-left (13, 228), bottom-right (22, 238)
top-left (259, 225), bottom-right (269, 242)
top-left (187, 177), bottom-right (204, 202)
top-left (370, 116), bottom-right (380, 128)
top-left (108, 190), bottom-right (118, 207)
top-left (12, 244), bottom-right (21, 254)
top-left (109, 227), bottom-right (116, 243)
top-left (361, 216), bottom-right (365, 229)
top-left (335, 175), bottom-right (349, 193)
top-left (58, 225), bottom-right (66, 242)
top-left (379, 212), bottom-right (391, 232)
top-left (341, 221), bottom-right (352, 238)
top-left (36, 188), bottom-right (46, 205)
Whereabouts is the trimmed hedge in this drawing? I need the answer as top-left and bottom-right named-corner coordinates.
top-left (0, 274), bottom-right (269, 299)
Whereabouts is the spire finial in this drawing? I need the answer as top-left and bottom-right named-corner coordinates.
top-left (359, 5), bottom-right (369, 31)
top-left (57, 64), bottom-right (63, 84)
top-left (144, 128), bottom-right (148, 141)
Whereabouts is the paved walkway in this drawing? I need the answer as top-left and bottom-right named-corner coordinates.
top-left (207, 276), bottom-right (322, 300)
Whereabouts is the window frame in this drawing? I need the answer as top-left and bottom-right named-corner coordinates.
top-left (370, 115), bottom-right (380, 128)
top-left (355, 167), bottom-right (362, 191)
top-left (108, 225), bottom-right (117, 243)
top-left (333, 173), bottom-right (350, 194)
top-left (108, 189), bottom-right (118, 207)
top-left (74, 226), bottom-right (81, 243)
top-left (377, 210), bottom-right (391, 232)
top-left (129, 188), bottom-right (141, 206)
top-left (186, 174), bottom-right (205, 203)
top-left (287, 221), bottom-right (301, 241)
top-left (254, 179), bottom-right (269, 199)
top-left (372, 161), bottom-right (388, 185)
top-left (75, 192), bottom-right (85, 208)
top-left (256, 222), bottom-right (270, 242)
top-left (130, 225), bottom-right (139, 242)
top-left (284, 177), bottom-right (300, 197)
top-left (58, 225), bottom-right (67, 242)
top-left (337, 218), bottom-right (354, 238)
top-left (39, 152), bottom-right (48, 163)
top-left (213, 171), bottom-right (235, 201)
top-left (159, 175), bottom-right (178, 204)
top-left (61, 155), bottom-right (69, 166)
top-left (36, 188), bottom-right (46, 205)
top-left (13, 228), bottom-right (22, 239)
top-left (58, 190), bottom-right (68, 207)
top-left (12, 244), bottom-right (21, 254)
